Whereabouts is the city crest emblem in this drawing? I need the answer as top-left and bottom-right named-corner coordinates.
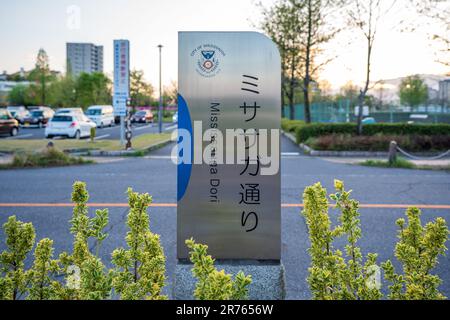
top-left (201, 50), bottom-right (216, 70)
top-left (192, 44), bottom-right (225, 78)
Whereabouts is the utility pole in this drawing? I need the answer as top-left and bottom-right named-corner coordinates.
top-left (158, 44), bottom-right (163, 134)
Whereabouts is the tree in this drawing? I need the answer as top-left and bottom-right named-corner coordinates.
top-left (409, 0), bottom-right (450, 69)
top-left (163, 80), bottom-right (178, 106)
top-left (75, 73), bottom-right (112, 109)
top-left (48, 75), bottom-right (77, 108)
top-left (8, 85), bottom-right (33, 106)
top-left (260, 0), bottom-right (340, 122)
top-left (345, 0), bottom-right (398, 135)
top-left (28, 49), bottom-right (54, 105)
top-left (399, 75), bottom-right (428, 108)
top-left (130, 70), bottom-right (154, 107)
top-left (260, 0), bottom-right (304, 120)
top-left (300, 0), bottom-right (340, 123)
top-left (340, 81), bottom-right (359, 105)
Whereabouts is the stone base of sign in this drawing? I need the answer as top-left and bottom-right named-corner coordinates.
top-left (173, 260), bottom-right (286, 300)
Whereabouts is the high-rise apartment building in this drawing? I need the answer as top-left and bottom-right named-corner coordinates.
top-left (66, 43), bottom-right (103, 77)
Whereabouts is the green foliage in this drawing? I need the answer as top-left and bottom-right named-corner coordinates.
top-left (302, 181), bottom-right (383, 300)
top-left (361, 158), bottom-right (416, 169)
top-left (56, 182), bottom-right (112, 300)
top-left (399, 75), bottom-right (429, 108)
top-left (381, 208), bottom-right (449, 300)
top-left (0, 216), bottom-right (36, 300)
top-left (303, 180), bottom-right (449, 300)
top-left (186, 239), bottom-right (252, 300)
top-left (111, 188), bottom-right (167, 300)
top-left (27, 239), bottom-right (60, 300)
top-left (0, 182), bottom-right (171, 300)
top-left (306, 134), bottom-right (450, 152)
top-left (47, 75), bottom-right (77, 108)
top-left (75, 73), bottom-right (112, 109)
top-left (295, 123), bottom-right (450, 143)
top-left (90, 127), bottom-right (96, 143)
top-left (27, 49), bottom-right (55, 105)
top-left (281, 119), bottom-right (305, 133)
top-left (1, 147), bottom-right (92, 169)
top-left (130, 70), bottom-right (155, 107)
top-left (8, 85), bottom-right (34, 106)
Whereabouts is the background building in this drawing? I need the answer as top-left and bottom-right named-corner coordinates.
top-left (439, 79), bottom-right (450, 105)
top-left (66, 43), bottom-right (103, 77)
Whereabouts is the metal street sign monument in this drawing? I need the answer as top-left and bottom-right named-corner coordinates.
top-left (113, 39), bottom-right (131, 147)
top-left (175, 32), bottom-right (284, 300)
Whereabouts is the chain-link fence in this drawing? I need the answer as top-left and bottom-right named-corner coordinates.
top-left (284, 101), bottom-right (450, 124)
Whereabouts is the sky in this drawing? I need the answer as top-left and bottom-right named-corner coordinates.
top-left (0, 0), bottom-right (448, 90)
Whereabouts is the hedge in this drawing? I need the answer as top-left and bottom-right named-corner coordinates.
top-left (281, 119), bottom-right (305, 133)
top-left (294, 123), bottom-right (450, 143)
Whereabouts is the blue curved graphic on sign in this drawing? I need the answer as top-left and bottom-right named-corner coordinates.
top-left (177, 94), bottom-right (193, 201)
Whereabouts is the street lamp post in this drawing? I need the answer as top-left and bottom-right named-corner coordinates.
top-left (158, 44), bottom-right (163, 134)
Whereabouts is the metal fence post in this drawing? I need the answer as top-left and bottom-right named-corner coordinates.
top-left (388, 141), bottom-right (398, 165)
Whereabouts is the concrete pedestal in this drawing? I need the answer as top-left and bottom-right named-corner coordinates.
top-left (173, 260), bottom-right (286, 300)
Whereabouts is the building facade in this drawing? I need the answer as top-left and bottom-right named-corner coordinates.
top-left (0, 81), bottom-right (31, 105)
top-left (439, 79), bottom-right (450, 105)
top-left (66, 43), bottom-right (103, 77)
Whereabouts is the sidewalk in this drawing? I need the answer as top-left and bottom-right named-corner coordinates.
top-left (323, 157), bottom-right (450, 169)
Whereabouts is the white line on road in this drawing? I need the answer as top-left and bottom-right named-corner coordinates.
top-left (98, 126), bottom-right (116, 131)
top-left (165, 125), bottom-right (177, 131)
top-left (281, 152), bottom-right (300, 156)
top-left (6, 134), bottom-right (33, 140)
top-left (144, 156), bottom-right (176, 160)
top-left (135, 124), bottom-right (153, 131)
top-left (94, 134), bottom-right (110, 141)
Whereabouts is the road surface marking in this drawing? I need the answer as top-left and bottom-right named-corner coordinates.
top-left (6, 134), bottom-right (33, 140)
top-left (165, 125), bottom-right (177, 131)
top-left (94, 134), bottom-right (110, 140)
top-left (0, 203), bottom-right (449, 210)
top-left (281, 152), bottom-right (300, 156)
top-left (135, 124), bottom-right (153, 131)
top-left (144, 156), bottom-right (176, 160)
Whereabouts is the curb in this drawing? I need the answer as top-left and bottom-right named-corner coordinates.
top-left (75, 139), bottom-right (174, 157)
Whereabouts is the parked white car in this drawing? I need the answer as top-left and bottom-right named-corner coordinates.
top-left (55, 108), bottom-right (84, 116)
top-left (85, 105), bottom-right (115, 128)
top-left (172, 111), bottom-right (178, 123)
top-left (45, 114), bottom-right (96, 139)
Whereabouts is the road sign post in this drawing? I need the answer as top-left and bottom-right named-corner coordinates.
top-left (113, 39), bottom-right (130, 147)
top-left (174, 32), bottom-right (284, 300)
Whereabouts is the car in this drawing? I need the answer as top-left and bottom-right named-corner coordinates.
top-left (6, 106), bottom-right (30, 124)
top-left (22, 107), bottom-right (55, 128)
top-left (362, 117), bottom-right (376, 125)
top-left (55, 108), bottom-right (84, 116)
top-left (172, 111), bottom-right (178, 123)
top-left (131, 110), bottom-right (154, 124)
top-left (45, 114), bottom-right (96, 139)
top-left (0, 109), bottom-right (19, 137)
top-left (86, 105), bottom-right (115, 128)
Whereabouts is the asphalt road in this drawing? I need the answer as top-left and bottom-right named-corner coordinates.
top-left (0, 122), bottom-right (178, 140)
top-left (0, 136), bottom-right (449, 299)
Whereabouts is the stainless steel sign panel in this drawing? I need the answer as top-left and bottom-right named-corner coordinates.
top-left (178, 32), bottom-right (281, 260)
